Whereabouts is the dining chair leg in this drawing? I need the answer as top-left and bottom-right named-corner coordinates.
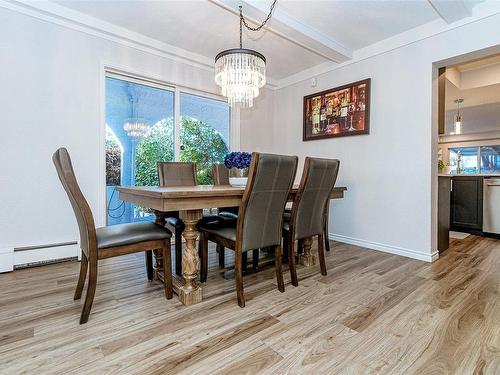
top-left (175, 229), bottom-right (183, 276)
top-left (252, 249), bottom-right (259, 271)
top-left (324, 201), bottom-right (331, 252)
top-left (275, 245), bottom-right (285, 293)
top-left (199, 232), bottom-right (208, 283)
top-left (80, 258), bottom-right (97, 324)
top-left (324, 217), bottom-right (330, 252)
top-left (288, 234), bottom-right (298, 287)
top-left (74, 252), bottom-right (88, 300)
top-left (235, 250), bottom-right (245, 308)
top-left (282, 236), bottom-right (289, 263)
top-left (318, 233), bottom-right (327, 276)
top-left (145, 250), bottom-right (154, 281)
top-left (242, 251), bottom-right (248, 274)
top-left (217, 244), bottom-right (225, 268)
top-left (297, 239), bottom-right (304, 255)
top-left (162, 239), bottom-right (173, 299)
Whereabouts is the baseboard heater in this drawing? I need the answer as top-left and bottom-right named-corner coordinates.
top-left (13, 241), bottom-right (78, 270)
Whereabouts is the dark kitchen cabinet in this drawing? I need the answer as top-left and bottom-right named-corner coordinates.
top-left (438, 176), bottom-right (451, 252)
top-left (450, 176), bottom-right (483, 232)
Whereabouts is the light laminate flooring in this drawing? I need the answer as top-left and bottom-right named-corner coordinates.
top-left (0, 236), bottom-right (499, 374)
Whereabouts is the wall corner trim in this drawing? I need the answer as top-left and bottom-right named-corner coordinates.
top-left (0, 247), bottom-right (14, 273)
top-left (329, 233), bottom-right (437, 263)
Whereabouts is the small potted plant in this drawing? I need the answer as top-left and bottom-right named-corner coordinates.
top-left (438, 159), bottom-right (445, 173)
top-left (224, 152), bottom-right (252, 186)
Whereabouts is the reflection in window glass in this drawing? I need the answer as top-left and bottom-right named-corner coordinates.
top-left (449, 147), bottom-right (479, 174)
top-left (180, 93), bottom-right (230, 184)
top-left (105, 76), bottom-right (174, 225)
top-left (180, 93), bottom-right (230, 145)
top-left (480, 146), bottom-right (500, 174)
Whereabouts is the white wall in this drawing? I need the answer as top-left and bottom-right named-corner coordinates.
top-left (240, 87), bottom-right (276, 153)
top-left (445, 103), bottom-right (500, 134)
top-left (3, 4), bottom-right (500, 270)
top-left (241, 12), bottom-right (500, 262)
top-left (0, 7), bottom-right (226, 271)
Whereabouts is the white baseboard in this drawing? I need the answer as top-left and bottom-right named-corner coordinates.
top-left (13, 244), bottom-right (79, 268)
top-left (0, 248), bottom-right (14, 273)
top-left (329, 233), bottom-right (439, 263)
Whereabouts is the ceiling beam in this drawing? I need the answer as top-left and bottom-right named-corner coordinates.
top-left (209, 0), bottom-right (352, 63)
top-left (428, 0), bottom-right (475, 24)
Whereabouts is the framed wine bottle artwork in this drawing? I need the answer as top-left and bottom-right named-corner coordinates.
top-left (303, 78), bottom-right (370, 141)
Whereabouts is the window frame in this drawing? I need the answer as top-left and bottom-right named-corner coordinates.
top-left (100, 68), bottom-right (236, 226)
top-left (105, 70), bottom-right (232, 161)
top-left (448, 144), bottom-right (500, 174)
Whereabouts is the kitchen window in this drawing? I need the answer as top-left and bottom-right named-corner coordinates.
top-left (480, 146), bottom-right (500, 174)
top-left (448, 145), bottom-right (500, 174)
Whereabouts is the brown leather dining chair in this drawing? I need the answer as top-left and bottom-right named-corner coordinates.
top-left (157, 162), bottom-right (197, 277)
top-left (53, 148), bottom-right (173, 324)
top-left (212, 164), bottom-right (239, 220)
top-left (283, 157), bottom-right (340, 287)
top-left (211, 163), bottom-right (259, 274)
top-left (157, 162), bottom-right (226, 276)
top-left (199, 153), bottom-right (298, 307)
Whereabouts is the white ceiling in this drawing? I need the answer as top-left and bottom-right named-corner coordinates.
top-left (49, 0), bottom-right (486, 81)
top-left (445, 53), bottom-right (500, 110)
top-left (276, 0), bottom-right (438, 50)
top-left (446, 81), bottom-right (500, 109)
top-left (452, 53), bottom-right (500, 72)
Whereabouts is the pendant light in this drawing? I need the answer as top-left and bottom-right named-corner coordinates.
top-left (214, 1), bottom-right (277, 108)
top-left (454, 98), bottom-right (464, 135)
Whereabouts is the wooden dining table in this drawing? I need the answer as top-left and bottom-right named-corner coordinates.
top-left (116, 185), bottom-right (347, 305)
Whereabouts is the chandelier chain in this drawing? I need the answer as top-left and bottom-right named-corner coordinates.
top-left (239, 0), bottom-right (277, 47)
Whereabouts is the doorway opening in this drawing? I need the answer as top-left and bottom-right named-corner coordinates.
top-left (435, 51), bottom-right (500, 254)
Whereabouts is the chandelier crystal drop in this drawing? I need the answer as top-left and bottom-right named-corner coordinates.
top-left (123, 93), bottom-right (151, 138)
top-left (214, 1), bottom-right (276, 108)
top-left (123, 118), bottom-right (151, 138)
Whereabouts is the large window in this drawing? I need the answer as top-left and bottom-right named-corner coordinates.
top-left (105, 74), bottom-right (230, 225)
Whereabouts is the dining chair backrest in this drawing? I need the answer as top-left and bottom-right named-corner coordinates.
top-left (292, 157), bottom-right (340, 240)
top-left (237, 153), bottom-right (298, 252)
top-left (52, 148), bottom-right (96, 257)
top-left (157, 162), bottom-right (197, 187)
top-left (212, 164), bottom-right (230, 185)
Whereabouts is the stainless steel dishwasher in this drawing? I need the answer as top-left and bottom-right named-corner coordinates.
top-left (483, 177), bottom-right (500, 234)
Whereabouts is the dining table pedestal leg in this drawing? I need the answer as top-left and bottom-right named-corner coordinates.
top-left (300, 237), bottom-right (316, 267)
top-left (178, 209), bottom-right (203, 305)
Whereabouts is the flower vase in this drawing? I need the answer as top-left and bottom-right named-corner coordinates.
top-left (229, 167), bottom-right (249, 187)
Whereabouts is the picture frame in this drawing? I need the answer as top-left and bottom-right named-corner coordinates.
top-left (303, 78), bottom-right (371, 141)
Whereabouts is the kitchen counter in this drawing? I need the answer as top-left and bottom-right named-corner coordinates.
top-left (438, 174), bottom-right (500, 177)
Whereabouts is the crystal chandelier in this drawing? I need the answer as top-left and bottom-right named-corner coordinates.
top-left (215, 1), bottom-right (277, 108)
top-left (123, 95), bottom-right (151, 138)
